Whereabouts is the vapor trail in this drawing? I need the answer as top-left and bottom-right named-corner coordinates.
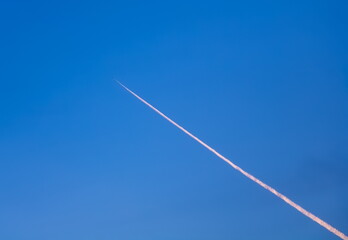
top-left (117, 81), bottom-right (347, 240)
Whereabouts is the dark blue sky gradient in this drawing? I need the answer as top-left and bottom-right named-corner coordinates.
top-left (1, 1), bottom-right (347, 239)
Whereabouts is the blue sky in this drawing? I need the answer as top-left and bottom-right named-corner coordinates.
top-left (0, 0), bottom-right (347, 239)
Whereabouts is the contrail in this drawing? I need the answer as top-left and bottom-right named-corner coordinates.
top-left (117, 81), bottom-right (347, 240)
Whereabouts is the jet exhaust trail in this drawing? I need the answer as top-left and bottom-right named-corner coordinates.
top-left (117, 81), bottom-right (347, 240)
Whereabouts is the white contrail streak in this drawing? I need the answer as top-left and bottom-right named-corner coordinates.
top-left (117, 81), bottom-right (347, 240)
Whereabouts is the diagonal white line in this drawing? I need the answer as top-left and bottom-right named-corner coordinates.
top-left (117, 81), bottom-right (347, 240)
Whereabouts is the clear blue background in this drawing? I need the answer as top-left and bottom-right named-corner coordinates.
top-left (1, 1), bottom-right (347, 239)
